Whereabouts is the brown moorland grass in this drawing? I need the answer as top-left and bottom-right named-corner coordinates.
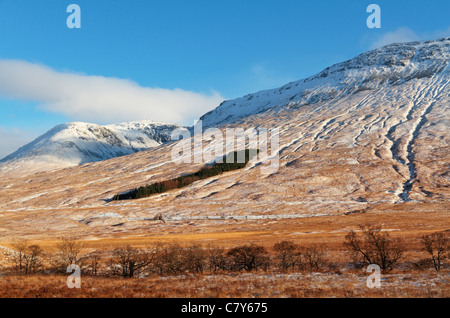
top-left (0, 206), bottom-right (447, 298)
top-left (3, 206), bottom-right (447, 250)
top-left (0, 270), bottom-right (448, 298)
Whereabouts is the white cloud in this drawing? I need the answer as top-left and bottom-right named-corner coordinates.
top-left (370, 26), bottom-right (450, 49)
top-left (0, 127), bottom-right (35, 159)
top-left (0, 59), bottom-right (224, 126)
top-left (370, 27), bottom-right (420, 49)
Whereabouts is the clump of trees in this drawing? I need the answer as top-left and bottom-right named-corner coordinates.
top-left (112, 149), bottom-right (258, 200)
top-left (4, 239), bottom-right (44, 275)
top-left (272, 241), bottom-right (327, 272)
top-left (0, 240), bottom-right (329, 277)
top-left (100, 242), bottom-right (328, 276)
top-left (1, 228), bottom-right (447, 277)
top-left (107, 245), bottom-right (154, 278)
top-left (344, 225), bottom-right (447, 272)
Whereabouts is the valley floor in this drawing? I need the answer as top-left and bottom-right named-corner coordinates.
top-left (0, 204), bottom-right (448, 298)
top-left (0, 270), bottom-right (448, 298)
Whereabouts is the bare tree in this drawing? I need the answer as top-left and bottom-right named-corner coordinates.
top-left (108, 245), bottom-right (153, 278)
top-left (8, 239), bottom-right (28, 274)
top-left (344, 224), bottom-right (405, 271)
top-left (273, 241), bottom-right (301, 272)
top-left (421, 232), bottom-right (448, 271)
top-left (23, 245), bottom-right (44, 274)
top-left (151, 243), bottom-right (185, 275)
top-left (82, 251), bottom-right (102, 276)
top-left (207, 247), bottom-right (228, 273)
top-left (51, 238), bottom-right (83, 272)
top-left (227, 244), bottom-right (269, 272)
top-left (184, 244), bottom-right (207, 274)
top-left (302, 245), bottom-right (326, 271)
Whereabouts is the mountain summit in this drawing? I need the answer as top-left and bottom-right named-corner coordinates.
top-left (200, 38), bottom-right (449, 128)
top-left (0, 121), bottom-right (183, 173)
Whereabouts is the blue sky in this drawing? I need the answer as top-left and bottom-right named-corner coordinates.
top-left (0, 0), bottom-right (449, 158)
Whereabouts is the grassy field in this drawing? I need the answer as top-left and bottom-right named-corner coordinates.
top-left (10, 207), bottom-right (447, 250)
top-left (0, 207), bottom-right (448, 298)
top-left (0, 270), bottom-right (448, 298)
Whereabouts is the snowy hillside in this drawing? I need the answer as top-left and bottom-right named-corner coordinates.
top-left (0, 38), bottom-right (448, 240)
top-left (200, 38), bottom-right (449, 128)
top-left (0, 121), bottom-right (183, 172)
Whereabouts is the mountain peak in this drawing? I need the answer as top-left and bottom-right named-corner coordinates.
top-left (0, 120), bottom-right (184, 173)
top-left (200, 38), bottom-right (449, 128)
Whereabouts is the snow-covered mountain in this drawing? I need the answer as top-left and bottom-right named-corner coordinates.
top-left (3, 38), bottom-right (448, 177)
top-left (197, 37), bottom-right (449, 202)
top-left (200, 38), bottom-right (449, 128)
top-left (0, 38), bottom-right (448, 241)
top-left (0, 121), bottom-right (183, 172)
